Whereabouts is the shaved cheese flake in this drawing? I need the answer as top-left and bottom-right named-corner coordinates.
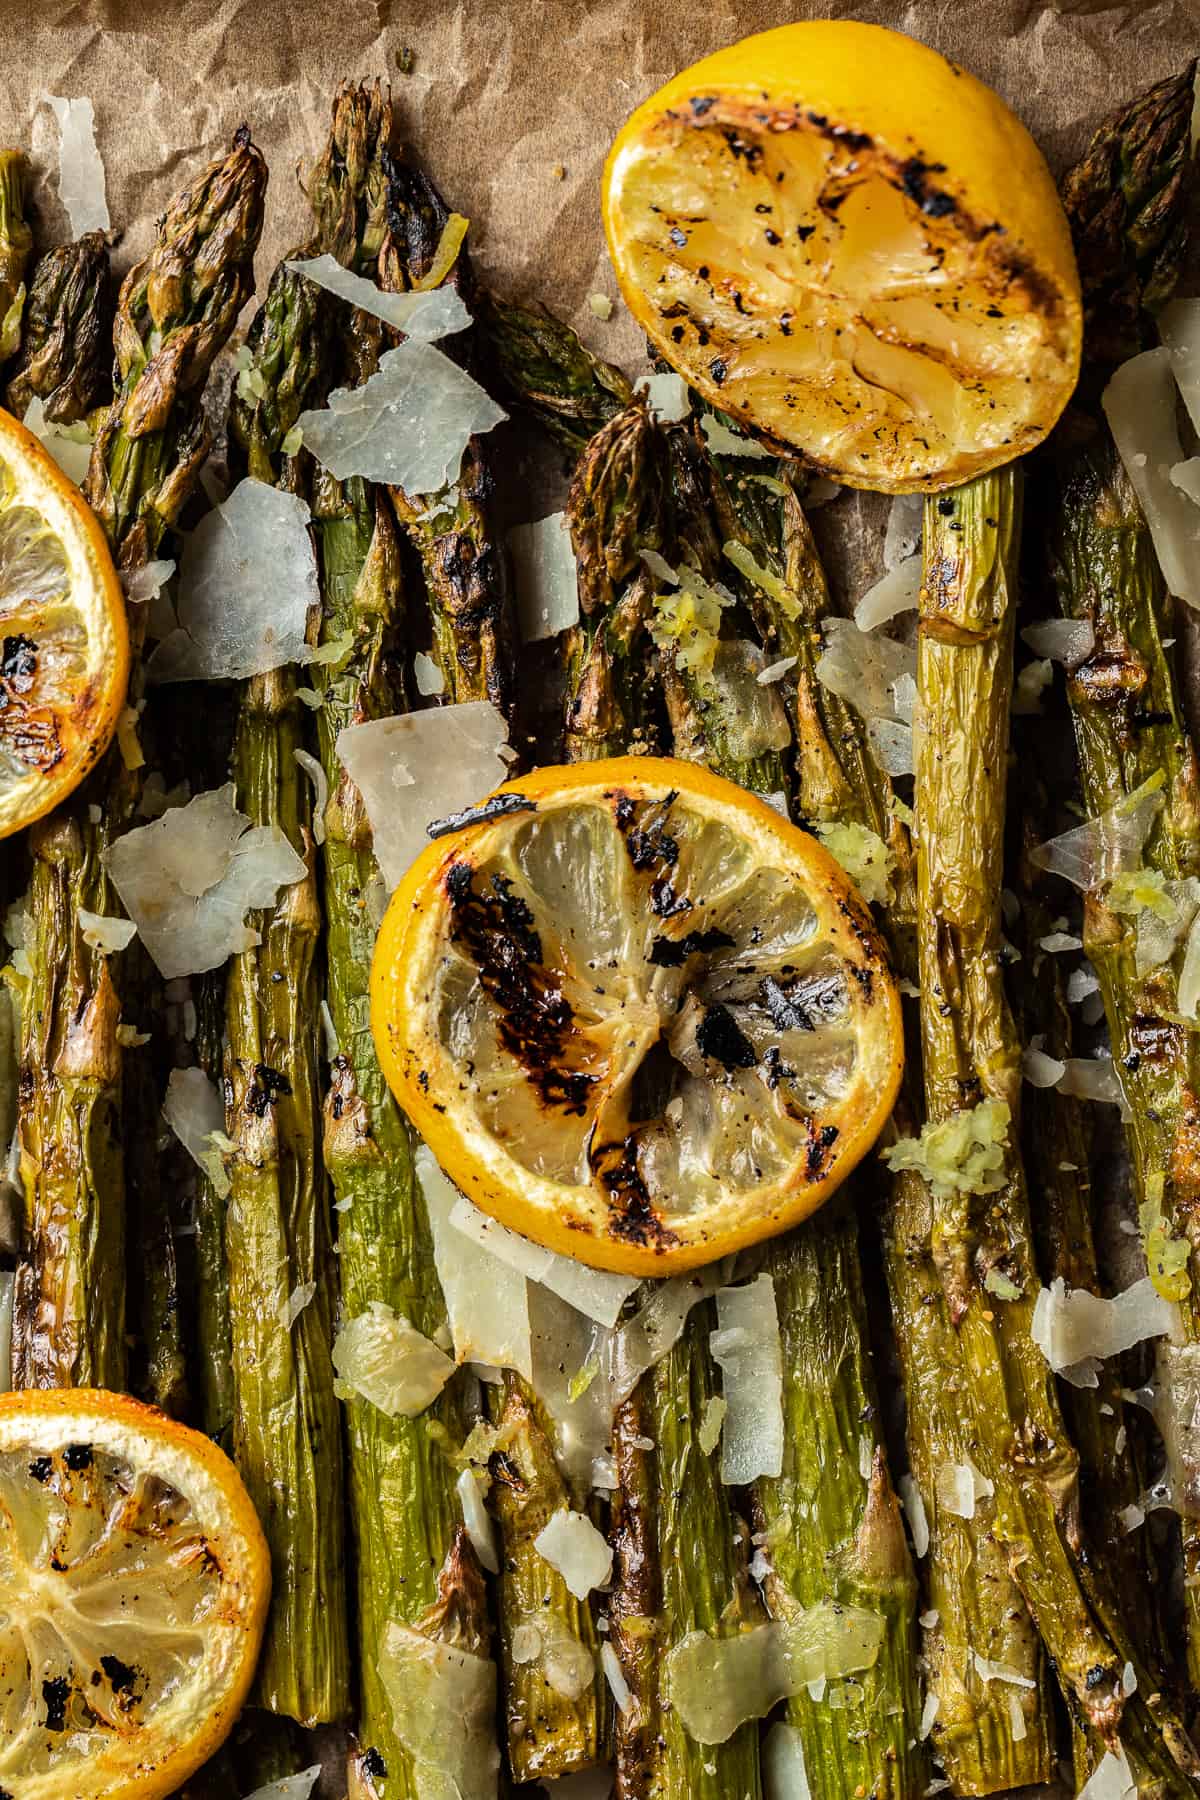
top-left (722, 538), bottom-right (800, 620)
top-left (701, 412), bottom-right (773, 459)
top-left (1008, 1692), bottom-right (1027, 1742)
top-left (698, 1395), bottom-right (727, 1455)
top-left (150, 480), bottom-right (319, 683)
top-left (665, 1605), bottom-right (884, 1744)
top-left (1103, 348), bottom-right (1200, 607)
top-left (972, 1653), bottom-right (1036, 1688)
top-left (123, 559), bottom-right (176, 608)
top-left (509, 511), bottom-right (578, 641)
top-left (78, 909), bottom-right (136, 955)
top-left (1077, 1746), bottom-right (1137, 1800)
top-left (1029, 773), bottom-right (1164, 891)
top-left (918, 1690), bottom-right (939, 1740)
top-left (1180, 910), bottom-right (1200, 1017)
top-left (757, 654), bottom-right (798, 685)
top-left (935, 1460), bottom-right (993, 1520)
top-left (898, 1474), bottom-right (929, 1558)
top-left (298, 342), bottom-right (506, 494)
top-left (417, 1144), bottom-right (531, 1380)
top-left (1160, 298), bottom-right (1200, 434)
top-left (511, 1617), bottom-right (595, 1700)
top-left (1031, 1276), bottom-right (1176, 1376)
top-left (47, 96), bottom-right (109, 235)
top-left (534, 1507), bottom-right (613, 1598)
top-left (635, 371), bottom-right (690, 421)
top-left (813, 820), bottom-right (895, 905)
top-left (21, 396), bottom-right (93, 486)
top-left (1012, 656), bottom-right (1053, 715)
top-left (106, 784), bottom-right (305, 979)
top-left (286, 254), bottom-right (471, 338)
top-left (816, 617), bottom-right (915, 720)
top-left (379, 1623), bottom-right (499, 1800)
top-left (1020, 618), bottom-right (1095, 667)
top-left (331, 1300), bottom-right (454, 1416)
top-left (609, 1267), bottom-right (724, 1404)
top-left (602, 1641), bottom-right (634, 1715)
top-left (1058, 1055), bottom-right (1127, 1111)
top-left (243, 1767), bottom-right (322, 1800)
top-left (882, 1099), bottom-right (1010, 1200)
top-left (710, 1275), bottom-right (784, 1484)
top-left (1172, 458), bottom-right (1200, 505)
top-left (293, 749), bottom-right (328, 845)
top-left (449, 1193), bottom-right (638, 1328)
top-left (708, 639), bottom-right (792, 759)
top-left (1040, 930), bottom-right (1082, 952)
top-left (764, 1722), bottom-right (813, 1799)
top-left (162, 1067), bottom-right (230, 1199)
top-left (853, 556), bottom-right (922, 632)
top-left (1022, 1046), bottom-right (1066, 1089)
top-left (456, 1467), bottom-right (500, 1574)
top-left (336, 701), bottom-right (509, 889)
top-left (413, 650), bottom-right (445, 696)
top-left (282, 1282), bottom-right (316, 1329)
top-left (884, 494), bottom-right (924, 571)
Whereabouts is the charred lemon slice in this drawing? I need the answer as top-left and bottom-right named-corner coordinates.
top-left (602, 20), bottom-right (1081, 493)
top-left (0, 407), bottom-right (128, 840)
top-left (0, 1388), bottom-right (270, 1800)
top-left (372, 756), bottom-right (903, 1275)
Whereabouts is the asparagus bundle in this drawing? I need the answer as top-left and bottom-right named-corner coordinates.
top-left (224, 258), bottom-right (350, 1725)
top-left (13, 132), bottom-right (266, 1393)
top-left (1045, 63), bottom-right (1200, 1686)
top-left (916, 473), bottom-right (1197, 1787)
top-left (5, 230), bottom-right (112, 422)
top-left (0, 149), bottom-right (31, 364)
top-left (301, 84), bottom-right (492, 1796)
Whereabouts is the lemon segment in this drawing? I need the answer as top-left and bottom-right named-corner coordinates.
top-left (0, 407), bottom-right (128, 839)
top-left (602, 21), bottom-right (1082, 493)
top-left (372, 756), bottom-right (903, 1276)
top-left (0, 1388), bottom-right (270, 1800)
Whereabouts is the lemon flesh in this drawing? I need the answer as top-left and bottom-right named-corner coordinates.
top-left (603, 21), bottom-right (1082, 493)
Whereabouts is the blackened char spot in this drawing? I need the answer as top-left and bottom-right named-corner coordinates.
top-left (446, 861), bottom-right (597, 1113)
top-left (0, 631), bottom-right (61, 774)
top-left (64, 1443), bottom-right (93, 1471)
top-left (612, 790), bottom-right (691, 919)
top-left (900, 157), bottom-right (956, 217)
top-left (763, 1045), bottom-right (795, 1089)
top-left (99, 1654), bottom-right (138, 1695)
top-left (427, 793), bottom-right (537, 840)
top-left (42, 1677), bottom-right (70, 1731)
top-left (760, 975), bottom-right (815, 1032)
top-left (246, 1064), bottom-right (291, 1118)
top-left (709, 357), bottom-right (729, 386)
top-left (690, 95), bottom-right (717, 115)
top-left (648, 926), bottom-right (735, 967)
top-left (796, 224), bottom-right (816, 242)
top-left (362, 1748), bottom-right (388, 1782)
top-left (592, 1134), bottom-right (678, 1249)
top-left (1, 635), bottom-right (37, 690)
top-left (28, 1456), bottom-right (51, 1483)
top-left (806, 1123), bottom-right (839, 1180)
top-left (697, 1003), bottom-right (756, 1070)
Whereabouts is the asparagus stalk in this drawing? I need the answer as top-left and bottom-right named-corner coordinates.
top-left (477, 290), bottom-right (633, 455)
top-left (380, 157), bottom-right (517, 718)
top-left (5, 232), bottom-right (112, 422)
top-left (1047, 63), bottom-right (1200, 1688)
top-left (191, 970), bottom-right (234, 1445)
top-left (918, 473), bottom-right (1198, 1788)
top-left (303, 84), bottom-right (492, 1796)
top-left (0, 151), bottom-right (31, 365)
top-left (223, 258), bottom-right (349, 1725)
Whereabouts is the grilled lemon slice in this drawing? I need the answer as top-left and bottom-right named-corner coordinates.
top-left (602, 20), bottom-right (1081, 493)
top-left (0, 407), bottom-right (128, 839)
top-left (372, 756), bottom-right (903, 1275)
top-left (0, 1388), bottom-right (269, 1800)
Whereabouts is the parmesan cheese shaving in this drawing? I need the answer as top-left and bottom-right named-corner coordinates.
top-left (1077, 1746), bottom-right (1137, 1800)
top-left (816, 618), bottom-right (915, 720)
top-left (972, 1653), bottom-right (1036, 1688)
top-left (449, 1194), bottom-right (638, 1327)
top-left (852, 557), bottom-right (922, 632)
top-left (286, 254), bottom-right (471, 338)
top-left (162, 1067), bottom-right (230, 1199)
top-left (331, 1301), bottom-right (454, 1416)
top-left (1159, 298), bottom-right (1200, 434)
top-left (378, 1624), bottom-right (500, 1800)
top-left (78, 909), bottom-right (136, 955)
top-left (510, 1617), bottom-right (595, 1700)
top-left (635, 371), bottom-right (690, 422)
top-left (884, 495), bottom-right (924, 571)
top-left (456, 1467), bottom-right (500, 1575)
top-left (1031, 1276), bottom-right (1176, 1376)
top-left (935, 1459), bottom-right (993, 1520)
top-left (1020, 618), bottom-right (1095, 667)
top-left (1029, 774), bottom-right (1165, 891)
top-left (1103, 347), bottom-right (1200, 607)
top-left (601, 1641), bottom-right (634, 1715)
top-left (47, 96), bottom-right (109, 235)
top-left (413, 650), bottom-right (445, 696)
top-left (243, 1767), bottom-right (322, 1800)
top-left (417, 1145), bottom-right (531, 1379)
top-left (150, 480), bottom-right (319, 683)
top-left (298, 342), bottom-right (506, 494)
top-left (1022, 1046), bottom-right (1067, 1089)
top-left (335, 701), bottom-right (509, 889)
top-left (664, 1605), bottom-right (885, 1744)
top-left (918, 1690), bottom-right (939, 1740)
top-left (533, 1507), bottom-right (614, 1598)
top-left (106, 784), bottom-right (306, 979)
top-left (1011, 657), bottom-right (1053, 715)
top-left (710, 1275), bottom-right (784, 1483)
top-left (293, 750), bottom-right (327, 845)
top-left (21, 396), bottom-right (92, 486)
top-left (508, 511), bottom-right (579, 641)
top-left (898, 1474), bottom-right (929, 1558)
top-left (764, 1722), bottom-right (813, 1800)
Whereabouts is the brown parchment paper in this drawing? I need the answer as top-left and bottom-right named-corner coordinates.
top-left (1, 3), bottom-right (1197, 1793)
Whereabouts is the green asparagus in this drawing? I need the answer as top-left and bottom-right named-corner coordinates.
top-left (224, 256), bottom-right (350, 1724)
top-left (5, 231), bottom-right (112, 423)
top-left (477, 289), bottom-right (633, 455)
top-left (0, 150), bottom-right (31, 366)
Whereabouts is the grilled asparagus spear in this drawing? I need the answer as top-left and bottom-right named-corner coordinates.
top-left (0, 151), bottom-right (31, 365)
top-left (1047, 62), bottom-right (1200, 1689)
top-left (477, 290), bottom-right (633, 455)
top-left (5, 231), bottom-right (112, 422)
top-left (303, 83), bottom-right (493, 1797)
top-left (224, 257), bottom-right (349, 1725)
